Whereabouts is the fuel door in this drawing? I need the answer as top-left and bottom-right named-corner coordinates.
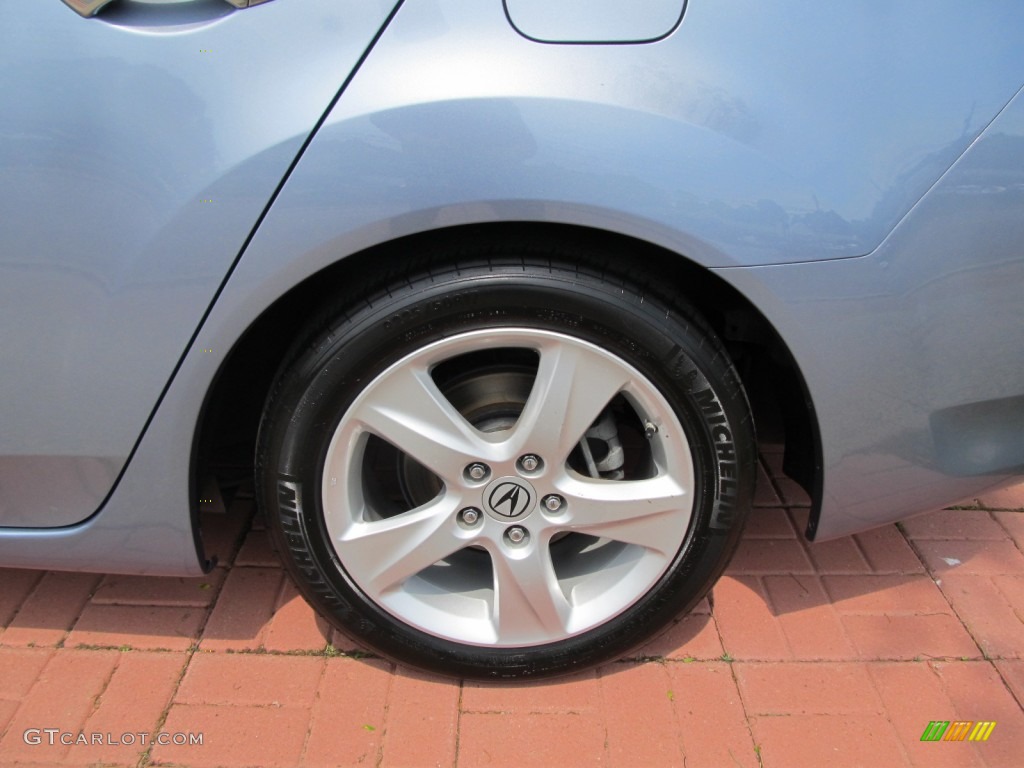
top-left (504, 0), bottom-right (686, 43)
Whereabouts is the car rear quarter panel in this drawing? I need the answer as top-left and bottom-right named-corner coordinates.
top-left (2, 0), bottom-right (1022, 573)
top-left (716, 89), bottom-right (1024, 538)
top-left (200, 0), bottom-right (1024, 539)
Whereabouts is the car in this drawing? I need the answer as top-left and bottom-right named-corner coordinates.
top-left (2, 0), bottom-right (1022, 679)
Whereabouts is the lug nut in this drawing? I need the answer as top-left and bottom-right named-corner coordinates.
top-left (518, 454), bottom-right (542, 473)
top-left (459, 507), bottom-right (481, 525)
top-left (506, 526), bottom-right (528, 544)
top-left (466, 463), bottom-right (489, 481)
top-left (543, 494), bottom-right (564, 513)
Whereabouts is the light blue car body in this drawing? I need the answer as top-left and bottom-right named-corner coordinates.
top-left (1, 0), bottom-right (1022, 574)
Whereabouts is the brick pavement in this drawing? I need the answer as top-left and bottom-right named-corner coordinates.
top-left (1, 459), bottom-right (1023, 767)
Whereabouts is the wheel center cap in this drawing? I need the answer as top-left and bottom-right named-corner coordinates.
top-left (482, 476), bottom-right (537, 522)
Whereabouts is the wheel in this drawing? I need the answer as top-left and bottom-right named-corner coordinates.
top-left (257, 251), bottom-right (755, 679)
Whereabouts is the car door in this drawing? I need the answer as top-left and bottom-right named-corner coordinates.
top-left (0, 0), bottom-right (402, 526)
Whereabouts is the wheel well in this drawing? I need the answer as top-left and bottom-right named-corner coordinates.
top-left (194, 222), bottom-right (822, 551)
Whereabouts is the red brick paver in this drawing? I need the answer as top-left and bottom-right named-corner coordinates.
top-left (1, 572), bottom-right (101, 648)
top-left (667, 662), bottom-right (758, 767)
top-left (303, 658), bottom-right (392, 766)
top-left (1, 472), bottom-right (1023, 767)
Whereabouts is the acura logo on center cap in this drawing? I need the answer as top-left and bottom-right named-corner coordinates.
top-left (487, 481), bottom-right (532, 518)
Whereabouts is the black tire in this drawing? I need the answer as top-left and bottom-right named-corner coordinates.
top-left (257, 250), bottom-right (755, 680)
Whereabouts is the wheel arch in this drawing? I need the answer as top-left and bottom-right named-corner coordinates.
top-left (193, 222), bottom-right (823, 563)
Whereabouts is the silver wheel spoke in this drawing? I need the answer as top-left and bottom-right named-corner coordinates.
top-left (335, 496), bottom-right (465, 594)
top-left (562, 475), bottom-right (690, 554)
top-left (352, 364), bottom-right (485, 481)
top-left (491, 541), bottom-right (571, 641)
top-left (513, 340), bottom-right (631, 462)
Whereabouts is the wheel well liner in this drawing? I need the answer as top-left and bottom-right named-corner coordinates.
top-left (194, 222), bottom-right (822, 554)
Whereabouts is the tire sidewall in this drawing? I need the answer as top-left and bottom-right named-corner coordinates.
top-left (260, 266), bottom-right (754, 679)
